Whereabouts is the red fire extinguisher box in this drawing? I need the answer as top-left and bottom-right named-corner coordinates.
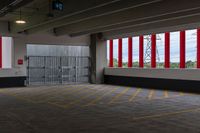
top-left (18, 59), bottom-right (23, 65)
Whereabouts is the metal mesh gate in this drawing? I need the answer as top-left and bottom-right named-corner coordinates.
top-left (26, 56), bottom-right (90, 85)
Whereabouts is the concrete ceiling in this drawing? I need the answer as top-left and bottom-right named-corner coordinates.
top-left (1, 0), bottom-right (200, 39)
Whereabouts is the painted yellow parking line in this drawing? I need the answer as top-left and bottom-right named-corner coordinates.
top-left (61, 84), bottom-right (92, 95)
top-left (37, 86), bottom-right (76, 97)
top-left (0, 89), bottom-right (5, 93)
top-left (31, 85), bottom-right (87, 102)
top-left (64, 86), bottom-right (87, 94)
top-left (0, 91), bottom-right (38, 104)
top-left (43, 84), bottom-right (101, 103)
top-left (13, 85), bottom-right (68, 95)
top-left (7, 85), bottom-right (90, 103)
top-left (164, 90), bottom-right (169, 98)
top-left (83, 87), bottom-right (118, 107)
top-left (148, 90), bottom-right (155, 100)
top-left (179, 92), bottom-right (185, 96)
top-left (41, 87), bottom-right (91, 102)
top-left (47, 102), bottom-right (68, 109)
top-left (108, 87), bottom-right (130, 104)
top-left (53, 86), bottom-right (107, 108)
top-left (133, 107), bottom-right (200, 121)
top-left (150, 90), bottom-right (185, 101)
top-left (0, 90), bottom-right (37, 102)
top-left (129, 88), bottom-right (141, 102)
top-left (9, 86), bottom-right (68, 98)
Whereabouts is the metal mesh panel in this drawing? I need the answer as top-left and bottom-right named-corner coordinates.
top-left (27, 56), bottom-right (90, 86)
top-left (27, 56), bottom-right (45, 85)
top-left (61, 57), bottom-right (76, 84)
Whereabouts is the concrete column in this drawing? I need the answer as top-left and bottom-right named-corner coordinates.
top-left (90, 34), bottom-right (107, 84)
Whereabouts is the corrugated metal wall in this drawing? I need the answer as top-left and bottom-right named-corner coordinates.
top-left (27, 44), bottom-right (89, 57)
top-left (26, 44), bottom-right (90, 85)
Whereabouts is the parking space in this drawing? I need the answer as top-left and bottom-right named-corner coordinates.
top-left (0, 84), bottom-right (200, 133)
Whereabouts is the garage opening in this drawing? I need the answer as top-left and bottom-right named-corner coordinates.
top-left (26, 44), bottom-right (90, 85)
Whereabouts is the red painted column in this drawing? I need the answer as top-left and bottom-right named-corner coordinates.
top-left (197, 29), bottom-right (200, 68)
top-left (128, 37), bottom-right (133, 67)
top-left (109, 40), bottom-right (113, 67)
top-left (0, 36), bottom-right (2, 68)
top-left (118, 38), bottom-right (123, 67)
top-left (151, 34), bottom-right (156, 68)
top-left (139, 36), bottom-right (144, 68)
top-left (165, 32), bottom-right (170, 68)
top-left (180, 31), bottom-right (186, 68)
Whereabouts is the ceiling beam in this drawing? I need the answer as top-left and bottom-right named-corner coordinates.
top-left (11, 0), bottom-right (120, 33)
top-left (0, 0), bottom-right (33, 17)
top-left (69, 7), bottom-right (200, 37)
top-left (17, 0), bottom-right (162, 34)
top-left (103, 14), bottom-right (200, 39)
top-left (54, 0), bottom-right (200, 36)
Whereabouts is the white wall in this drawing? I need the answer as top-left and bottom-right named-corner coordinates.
top-left (104, 68), bottom-right (200, 81)
top-left (2, 37), bottom-right (13, 68)
top-left (0, 26), bottom-right (90, 77)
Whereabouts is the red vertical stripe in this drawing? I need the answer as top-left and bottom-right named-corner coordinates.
top-left (118, 38), bottom-right (122, 67)
top-left (180, 31), bottom-right (186, 68)
top-left (197, 29), bottom-right (200, 68)
top-left (139, 36), bottom-right (144, 68)
top-left (165, 32), bottom-right (170, 68)
top-left (109, 40), bottom-right (113, 67)
top-left (128, 37), bottom-right (132, 67)
top-left (0, 36), bottom-right (2, 68)
top-left (151, 34), bottom-right (156, 68)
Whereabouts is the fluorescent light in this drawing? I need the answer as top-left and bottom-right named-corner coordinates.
top-left (15, 8), bottom-right (26, 24)
top-left (15, 20), bottom-right (26, 24)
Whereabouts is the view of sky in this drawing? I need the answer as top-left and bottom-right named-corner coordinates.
top-left (107, 29), bottom-right (197, 63)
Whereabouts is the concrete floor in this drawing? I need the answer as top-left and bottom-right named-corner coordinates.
top-left (0, 84), bottom-right (200, 133)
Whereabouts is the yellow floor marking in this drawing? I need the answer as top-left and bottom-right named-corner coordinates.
top-left (0, 85), bottom-right (106, 109)
top-left (42, 85), bottom-right (100, 103)
top-left (47, 102), bottom-right (68, 109)
top-left (51, 86), bottom-right (107, 108)
top-left (20, 85), bottom-right (86, 103)
top-left (41, 87), bottom-right (86, 103)
top-left (6, 86), bottom-right (66, 99)
top-left (148, 90), bottom-right (155, 100)
top-left (179, 92), bottom-right (185, 96)
top-left (0, 89), bottom-right (4, 93)
top-left (133, 107), bottom-right (200, 121)
top-left (83, 87), bottom-right (118, 107)
top-left (108, 88), bottom-right (130, 104)
top-left (36, 86), bottom-right (76, 98)
top-left (2, 85), bottom-right (91, 104)
top-left (11, 85), bottom-right (66, 95)
top-left (164, 90), bottom-right (169, 98)
top-left (129, 88), bottom-right (141, 102)
top-left (60, 85), bottom-right (86, 95)
top-left (0, 91), bottom-right (38, 104)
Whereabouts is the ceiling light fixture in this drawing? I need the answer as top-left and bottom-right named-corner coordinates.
top-left (15, 8), bottom-right (26, 24)
top-left (15, 20), bottom-right (26, 24)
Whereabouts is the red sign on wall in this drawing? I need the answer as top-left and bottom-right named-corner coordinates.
top-left (18, 59), bottom-right (23, 65)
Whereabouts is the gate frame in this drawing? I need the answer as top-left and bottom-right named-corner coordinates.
top-left (26, 56), bottom-right (90, 86)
